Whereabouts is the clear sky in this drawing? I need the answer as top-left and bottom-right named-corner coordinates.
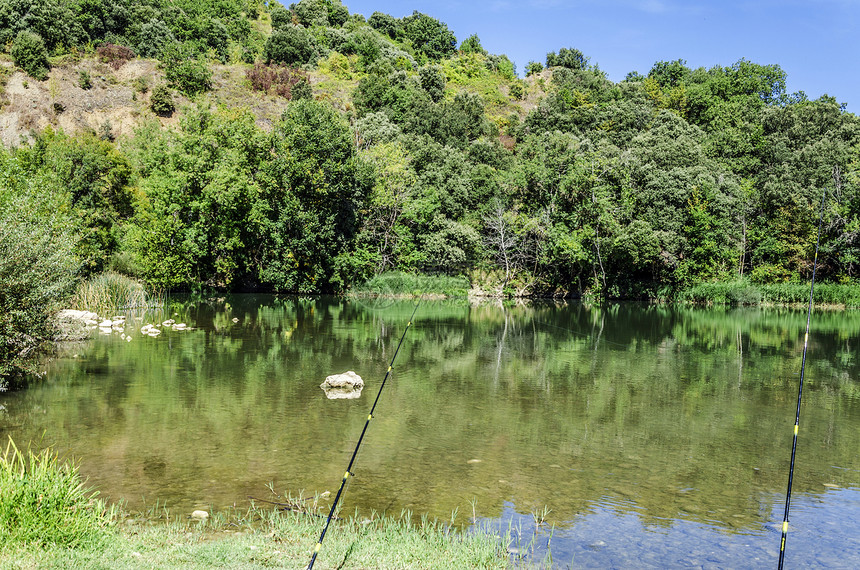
top-left (338, 0), bottom-right (859, 111)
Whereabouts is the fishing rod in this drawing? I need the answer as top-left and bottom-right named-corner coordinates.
top-left (307, 302), bottom-right (419, 570)
top-left (778, 189), bottom-right (826, 569)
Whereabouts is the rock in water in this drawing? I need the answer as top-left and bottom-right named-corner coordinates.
top-left (321, 371), bottom-right (364, 399)
top-left (321, 371), bottom-right (364, 389)
top-left (191, 510), bottom-right (209, 520)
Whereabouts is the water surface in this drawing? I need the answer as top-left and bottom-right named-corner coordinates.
top-left (1, 296), bottom-right (859, 567)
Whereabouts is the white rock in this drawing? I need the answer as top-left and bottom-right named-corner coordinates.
top-left (162, 319), bottom-right (175, 326)
top-left (321, 371), bottom-right (364, 389)
top-left (99, 320), bottom-right (113, 328)
top-left (191, 510), bottom-right (209, 520)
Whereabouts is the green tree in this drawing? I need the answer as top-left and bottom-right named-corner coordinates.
top-left (401, 11), bottom-right (456, 62)
top-left (11, 31), bottom-right (49, 80)
top-left (265, 24), bottom-right (317, 65)
top-left (546, 47), bottom-right (589, 70)
top-left (0, 149), bottom-right (78, 386)
top-left (127, 108), bottom-right (267, 289)
top-left (256, 99), bottom-right (373, 292)
top-left (460, 33), bottom-right (486, 55)
top-left (419, 64), bottom-right (446, 103)
top-left (368, 11), bottom-right (401, 39)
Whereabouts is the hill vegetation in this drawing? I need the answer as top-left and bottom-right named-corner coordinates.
top-left (1, 0), bottom-right (859, 384)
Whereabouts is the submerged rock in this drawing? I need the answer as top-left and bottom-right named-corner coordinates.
top-left (322, 386), bottom-right (364, 399)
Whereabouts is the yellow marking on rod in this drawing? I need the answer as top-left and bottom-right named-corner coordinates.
top-left (388, 366), bottom-right (392, 372)
top-left (805, 332), bottom-right (809, 344)
top-left (794, 424), bottom-right (799, 436)
top-left (783, 521), bottom-right (789, 533)
top-left (781, 537), bottom-right (786, 551)
top-left (343, 471), bottom-right (350, 480)
top-left (314, 543), bottom-right (322, 553)
top-left (368, 414), bottom-right (373, 421)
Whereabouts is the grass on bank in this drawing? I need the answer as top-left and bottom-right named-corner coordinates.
top-left (0, 439), bottom-right (117, 550)
top-left (0, 438), bottom-right (511, 569)
top-left (72, 271), bottom-right (163, 315)
top-left (352, 271), bottom-right (471, 298)
top-left (678, 280), bottom-right (860, 307)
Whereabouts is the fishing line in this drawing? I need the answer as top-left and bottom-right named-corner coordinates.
top-left (307, 302), bottom-right (419, 570)
top-left (778, 189), bottom-right (826, 569)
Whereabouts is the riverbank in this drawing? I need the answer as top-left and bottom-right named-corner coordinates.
top-left (352, 272), bottom-right (860, 308)
top-left (0, 440), bottom-right (510, 569)
top-left (2, 507), bottom-right (510, 569)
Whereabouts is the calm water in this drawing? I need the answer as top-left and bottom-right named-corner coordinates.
top-left (2, 296), bottom-right (860, 568)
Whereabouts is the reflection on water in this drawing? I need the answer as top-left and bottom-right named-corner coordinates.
top-left (1, 296), bottom-right (859, 567)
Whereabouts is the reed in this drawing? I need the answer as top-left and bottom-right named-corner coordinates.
top-left (72, 271), bottom-right (163, 314)
top-left (352, 271), bottom-right (470, 297)
top-left (678, 280), bottom-right (860, 308)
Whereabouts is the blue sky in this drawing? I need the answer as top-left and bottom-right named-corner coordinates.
top-left (337, 0), bottom-right (859, 110)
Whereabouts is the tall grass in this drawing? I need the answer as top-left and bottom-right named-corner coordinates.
top-left (72, 271), bottom-right (163, 314)
top-left (678, 280), bottom-right (860, 308)
top-left (0, 438), bottom-right (116, 550)
top-left (353, 271), bottom-right (471, 297)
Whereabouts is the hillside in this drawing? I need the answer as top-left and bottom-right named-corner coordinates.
top-left (2, 0), bottom-right (860, 383)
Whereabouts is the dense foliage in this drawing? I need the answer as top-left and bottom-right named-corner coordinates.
top-left (1, 1), bottom-right (859, 382)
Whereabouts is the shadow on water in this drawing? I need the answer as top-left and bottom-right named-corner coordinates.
top-left (1, 296), bottom-right (859, 567)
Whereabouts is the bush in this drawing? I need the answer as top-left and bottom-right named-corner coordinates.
top-left (149, 83), bottom-right (175, 115)
top-left (525, 61), bottom-right (544, 76)
top-left (291, 77), bottom-right (313, 100)
top-left (78, 70), bottom-right (92, 89)
top-left (0, 170), bottom-right (78, 387)
top-left (0, 439), bottom-right (116, 548)
top-left (264, 25), bottom-right (316, 66)
top-left (164, 58), bottom-right (212, 96)
top-left (11, 31), bottom-right (49, 80)
top-left (246, 63), bottom-right (309, 98)
top-left (96, 43), bottom-right (135, 70)
top-left (509, 81), bottom-right (525, 100)
top-left (419, 65), bottom-right (445, 102)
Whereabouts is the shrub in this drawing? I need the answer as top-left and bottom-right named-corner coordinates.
top-left (0, 173), bottom-right (77, 386)
top-left (291, 77), bottom-right (313, 100)
top-left (11, 31), bottom-right (49, 80)
top-left (419, 65), bottom-right (445, 102)
top-left (78, 70), bottom-right (92, 89)
top-left (525, 61), bottom-right (544, 76)
top-left (368, 12), bottom-right (401, 39)
top-left (96, 43), bottom-right (136, 69)
top-left (134, 76), bottom-right (149, 94)
top-left (509, 81), bottom-right (525, 100)
top-left (98, 120), bottom-right (114, 142)
top-left (165, 58), bottom-right (212, 96)
top-left (149, 83), bottom-right (175, 116)
top-left (264, 25), bottom-right (316, 66)
top-left (246, 63), bottom-right (309, 98)
top-left (0, 439), bottom-right (116, 548)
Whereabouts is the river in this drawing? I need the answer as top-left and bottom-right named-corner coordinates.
top-left (1, 296), bottom-right (859, 567)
